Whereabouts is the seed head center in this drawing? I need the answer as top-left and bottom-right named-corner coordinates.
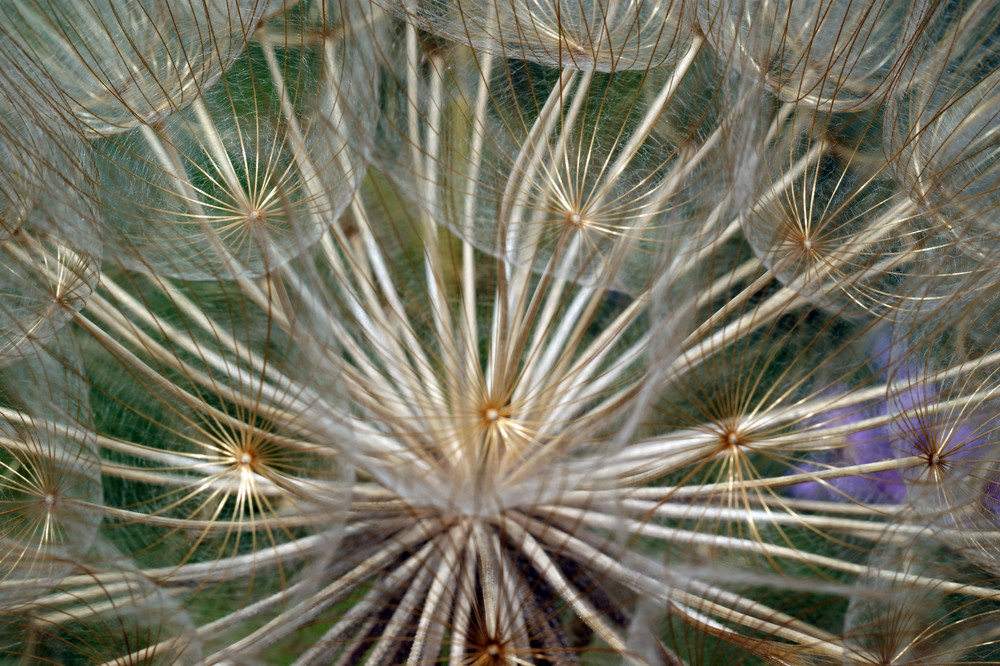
top-left (564, 210), bottom-right (589, 230)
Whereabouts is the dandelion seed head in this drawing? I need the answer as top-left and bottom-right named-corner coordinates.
top-left (6, 0), bottom-right (1000, 663)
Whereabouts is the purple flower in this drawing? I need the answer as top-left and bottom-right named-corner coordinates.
top-left (789, 327), bottom-right (990, 505)
top-left (787, 390), bottom-right (904, 504)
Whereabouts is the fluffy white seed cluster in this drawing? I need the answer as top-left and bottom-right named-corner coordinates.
top-left (2, 0), bottom-right (1000, 664)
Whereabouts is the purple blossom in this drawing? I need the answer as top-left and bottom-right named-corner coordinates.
top-left (788, 329), bottom-right (932, 504)
top-left (790, 328), bottom-right (992, 505)
top-left (787, 389), bottom-right (905, 504)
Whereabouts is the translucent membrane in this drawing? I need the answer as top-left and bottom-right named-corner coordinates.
top-left (700, 0), bottom-right (930, 111)
top-left (0, 228), bottom-right (101, 365)
top-left (0, 543), bottom-right (202, 664)
top-left (80, 270), bottom-right (353, 594)
top-left (884, 2), bottom-right (1000, 265)
top-left (370, 25), bottom-right (754, 294)
top-left (0, 349), bottom-right (102, 607)
top-left (651, 254), bottom-right (900, 517)
top-left (0, 0), bottom-right (266, 136)
top-left (92, 4), bottom-right (373, 279)
top-left (0, 104), bottom-right (46, 240)
top-left (0, 126), bottom-right (101, 366)
top-left (739, 104), bottom-right (936, 315)
top-left (887, 275), bottom-right (1000, 543)
top-left (372, 0), bottom-right (695, 71)
top-left (843, 527), bottom-right (1000, 663)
